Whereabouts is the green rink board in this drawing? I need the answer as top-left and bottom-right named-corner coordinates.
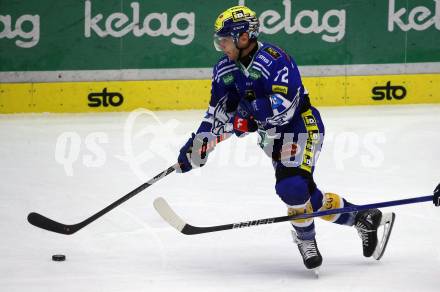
top-left (1, 0), bottom-right (440, 72)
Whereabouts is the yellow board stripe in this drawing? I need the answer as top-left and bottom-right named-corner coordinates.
top-left (0, 80), bottom-right (211, 113)
top-left (304, 73), bottom-right (440, 106)
top-left (1, 74), bottom-right (439, 113)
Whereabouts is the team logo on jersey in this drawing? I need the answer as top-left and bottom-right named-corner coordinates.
top-left (272, 85), bottom-right (288, 95)
top-left (249, 68), bottom-right (261, 80)
top-left (222, 74), bottom-right (234, 85)
top-left (266, 91), bottom-right (300, 126)
top-left (269, 94), bottom-right (286, 111)
top-left (264, 47), bottom-right (281, 59)
top-left (212, 95), bottom-right (234, 135)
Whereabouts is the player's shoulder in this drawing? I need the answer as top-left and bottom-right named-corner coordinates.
top-left (255, 42), bottom-right (293, 68)
top-left (213, 55), bottom-right (238, 83)
top-left (214, 55), bottom-right (236, 73)
top-left (250, 42), bottom-right (289, 80)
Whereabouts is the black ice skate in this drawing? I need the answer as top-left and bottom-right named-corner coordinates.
top-left (291, 231), bottom-right (322, 272)
top-left (355, 209), bottom-right (395, 260)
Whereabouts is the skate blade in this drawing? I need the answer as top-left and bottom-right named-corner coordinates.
top-left (312, 267), bottom-right (320, 278)
top-left (373, 212), bottom-right (396, 260)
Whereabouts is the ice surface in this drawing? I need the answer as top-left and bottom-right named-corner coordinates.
top-left (1, 105), bottom-right (439, 291)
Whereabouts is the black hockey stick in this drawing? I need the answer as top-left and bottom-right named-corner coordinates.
top-left (153, 195), bottom-right (433, 235)
top-left (27, 164), bottom-right (178, 235)
top-left (27, 132), bottom-right (227, 235)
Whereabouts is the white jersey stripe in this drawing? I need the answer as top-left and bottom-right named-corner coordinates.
top-left (215, 63), bottom-right (236, 76)
top-left (202, 116), bottom-right (214, 124)
top-left (253, 61), bottom-right (271, 76)
top-left (216, 68), bottom-right (239, 81)
top-left (252, 66), bottom-right (269, 79)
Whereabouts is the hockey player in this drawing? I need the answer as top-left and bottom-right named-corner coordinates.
top-left (176, 5), bottom-right (392, 271)
top-left (434, 184), bottom-right (440, 206)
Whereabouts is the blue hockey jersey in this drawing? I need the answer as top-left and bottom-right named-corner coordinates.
top-left (196, 42), bottom-right (309, 137)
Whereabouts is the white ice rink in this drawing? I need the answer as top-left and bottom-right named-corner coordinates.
top-left (1, 105), bottom-right (439, 291)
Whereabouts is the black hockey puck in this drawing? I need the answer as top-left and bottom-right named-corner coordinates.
top-left (52, 254), bottom-right (66, 261)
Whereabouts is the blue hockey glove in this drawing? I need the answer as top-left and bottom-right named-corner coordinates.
top-left (434, 183), bottom-right (440, 206)
top-left (177, 132), bottom-right (216, 173)
top-left (233, 99), bottom-right (258, 137)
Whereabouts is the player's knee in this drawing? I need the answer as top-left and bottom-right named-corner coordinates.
top-left (275, 176), bottom-right (310, 206)
top-left (318, 192), bottom-right (344, 222)
top-left (309, 187), bottom-right (324, 210)
top-left (275, 176), bottom-right (315, 226)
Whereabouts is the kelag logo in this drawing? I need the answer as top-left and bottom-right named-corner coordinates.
top-left (372, 81), bottom-right (407, 101)
top-left (84, 0), bottom-right (195, 46)
top-left (388, 0), bottom-right (440, 32)
top-left (258, 0), bottom-right (346, 42)
top-left (88, 88), bottom-right (124, 107)
top-left (0, 13), bottom-right (40, 48)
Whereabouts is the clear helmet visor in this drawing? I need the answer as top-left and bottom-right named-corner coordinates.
top-left (213, 34), bottom-right (234, 51)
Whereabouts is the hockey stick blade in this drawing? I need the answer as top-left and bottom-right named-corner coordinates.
top-left (27, 212), bottom-right (80, 235)
top-left (154, 197), bottom-right (246, 235)
top-left (27, 164), bottom-right (178, 235)
top-left (153, 198), bottom-right (187, 232)
top-left (154, 195), bottom-right (433, 235)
